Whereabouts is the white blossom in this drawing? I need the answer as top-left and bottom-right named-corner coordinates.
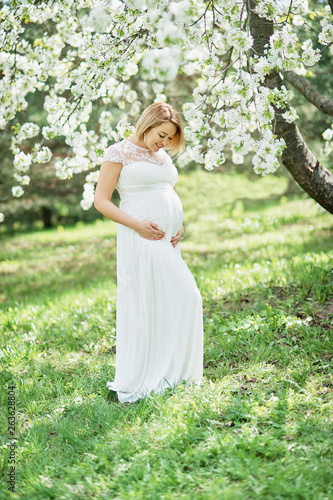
top-left (322, 128), bottom-right (333, 141)
top-left (192, 88), bottom-right (206, 107)
top-left (293, 0), bottom-right (308, 16)
top-left (224, 108), bottom-right (243, 128)
top-left (12, 186), bottom-right (24, 198)
top-left (19, 175), bottom-right (30, 186)
top-left (292, 15), bottom-right (304, 27)
top-left (183, 126), bottom-right (197, 142)
top-left (269, 24), bottom-right (300, 70)
top-left (282, 107), bottom-right (298, 123)
top-left (81, 182), bottom-right (95, 210)
top-left (319, 24), bottom-right (333, 46)
top-left (155, 17), bottom-right (184, 46)
top-left (116, 119), bottom-right (135, 138)
top-left (14, 152), bottom-right (32, 172)
top-left (183, 103), bottom-right (198, 122)
top-left (301, 40), bottom-right (321, 66)
top-left (81, 199), bottom-right (93, 210)
top-left (226, 29), bottom-right (253, 52)
top-left (190, 144), bottom-right (204, 163)
top-left (80, 3), bottom-right (112, 32)
top-left (232, 152), bottom-right (244, 164)
top-left (252, 130), bottom-right (286, 175)
top-left (254, 0), bottom-right (282, 20)
top-left (35, 147), bottom-right (52, 163)
top-left (141, 48), bottom-right (181, 81)
top-left (14, 123), bottom-right (40, 143)
top-left (86, 171), bottom-right (99, 183)
top-left (169, 0), bottom-right (192, 23)
top-left (55, 158), bottom-right (74, 179)
top-left (231, 132), bottom-right (254, 156)
top-left (176, 149), bottom-right (192, 168)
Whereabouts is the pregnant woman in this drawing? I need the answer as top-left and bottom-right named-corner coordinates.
top-left (94, 102), bottom-right (203, 403)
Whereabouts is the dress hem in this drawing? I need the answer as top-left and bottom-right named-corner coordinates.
top-left (106, 377), bottom-right (203, 403)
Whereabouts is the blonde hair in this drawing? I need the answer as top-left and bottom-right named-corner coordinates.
top-left (135, 102), bottom-right (185, 156)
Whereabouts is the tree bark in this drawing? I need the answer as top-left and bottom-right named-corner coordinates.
top-left (248, 0), bottom-right (333, 214)
top-left (282, 70), bottom-right (333, 116)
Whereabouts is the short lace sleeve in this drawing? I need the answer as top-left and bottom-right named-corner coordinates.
top-left (102, 143), bottom-right (122, 164)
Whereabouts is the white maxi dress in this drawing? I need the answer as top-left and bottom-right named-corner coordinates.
top-left (103, 139), bottom-right (203, 403)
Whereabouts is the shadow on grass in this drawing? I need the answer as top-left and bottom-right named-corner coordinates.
top-left (2, 365), bottom-right (332, 499)
top-left (0, 236), bottom-right (118, 308)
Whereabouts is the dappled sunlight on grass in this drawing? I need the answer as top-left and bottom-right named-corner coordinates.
top-left (1, 171), bottom-right (332, 499)
top-left (0, 235), bottom-right (117, 306)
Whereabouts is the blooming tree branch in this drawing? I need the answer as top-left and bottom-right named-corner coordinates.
top-left (282, 69), bottom-right (333, 116)
top-left (0, 0), bottom-right (332, 221)
top-left (248, 0), bottom-right (333, 212)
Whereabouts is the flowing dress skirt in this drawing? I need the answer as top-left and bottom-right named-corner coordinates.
top-left (106, 169), bottom-right (204, 402)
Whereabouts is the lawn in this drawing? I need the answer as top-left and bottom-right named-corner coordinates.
top-left (0, 170), bottom-right (332, 499)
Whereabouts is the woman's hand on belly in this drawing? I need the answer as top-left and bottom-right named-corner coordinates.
top-left (170, 225), bottom-right (184, 247)
top-left (136, 220), bottom-right (165, 241)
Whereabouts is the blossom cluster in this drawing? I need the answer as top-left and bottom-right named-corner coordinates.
top-left (319, 6), bottom-right (333, 46)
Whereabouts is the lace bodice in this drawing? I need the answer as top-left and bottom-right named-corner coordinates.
top-left (102, 139), bottom-right (172, 167)
top-left (102, 138), bottom-right (178, 199)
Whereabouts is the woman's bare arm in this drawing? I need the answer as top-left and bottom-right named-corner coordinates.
top-left (94, 161), bottom-right (165, 240)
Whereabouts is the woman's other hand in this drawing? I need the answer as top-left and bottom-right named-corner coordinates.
top-left (171, 226), bottom-right (184, 247)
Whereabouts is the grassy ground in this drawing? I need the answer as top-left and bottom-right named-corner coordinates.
top-left (0, 170), bottom-right (332, 500)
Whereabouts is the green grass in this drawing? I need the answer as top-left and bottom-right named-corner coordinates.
top-left (0, 170), bottom-right (332, 499)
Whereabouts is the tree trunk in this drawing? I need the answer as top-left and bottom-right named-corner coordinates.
top-left (42, 208), bottom-right (53, 228)
top-left (248, 0), bottom-right (333, 214)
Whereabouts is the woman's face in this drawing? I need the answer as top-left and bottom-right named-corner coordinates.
top-left (144, 122), bottom-right (177, 153)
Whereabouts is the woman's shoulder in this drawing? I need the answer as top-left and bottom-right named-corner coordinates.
top-left (102, 140), bottom-right (125, 164)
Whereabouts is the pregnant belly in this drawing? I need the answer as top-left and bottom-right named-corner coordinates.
top-left (120, 189), bottom-right (184, 239)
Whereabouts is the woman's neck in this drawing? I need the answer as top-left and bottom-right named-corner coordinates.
top-left (126, 134), bottom-right (149, 150)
